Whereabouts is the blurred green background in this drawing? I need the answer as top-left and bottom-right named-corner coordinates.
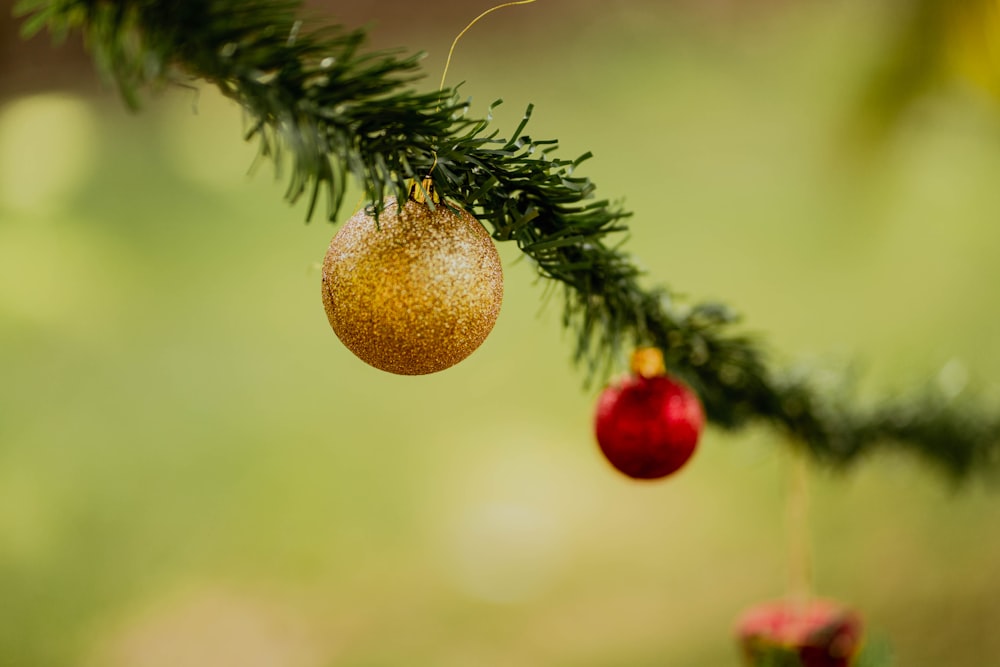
top-left (2, 1), bottom-right (1000, 665)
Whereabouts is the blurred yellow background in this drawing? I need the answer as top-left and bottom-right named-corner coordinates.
top-left (1, 1), bottom-right (1000, 666)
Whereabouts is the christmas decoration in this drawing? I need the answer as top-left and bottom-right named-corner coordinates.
top-left (19, 1), bottom-right (1000, 478)
top-left (321, 182), bottom-right (503, 375)
top-left (735, 599), bottom-right (864, 667)
top-left (594, 348), bottom-right (704, 479)
top-left (13, 2), bottom-right (1000, 665)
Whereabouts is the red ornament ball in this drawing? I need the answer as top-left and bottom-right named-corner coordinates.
top-left (594, 359), bottom-right (704, 480)
top-left (735, 599), bottom-right (864, 667)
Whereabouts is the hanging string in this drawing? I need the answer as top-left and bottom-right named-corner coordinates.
top-left (427, 0), bottom-right (538, 178)
top-left (786, 448), bottom-right (813, 607)
top-left (438, 0), bottom-right (538, 93)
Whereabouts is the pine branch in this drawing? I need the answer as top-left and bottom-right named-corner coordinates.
top-left (14, 0), bottom-right (1000, 481)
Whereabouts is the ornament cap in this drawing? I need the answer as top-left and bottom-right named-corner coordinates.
top-left (408, 178), bottom-right (439, 205)
top-left (630, 347), bottom-right (666, 378)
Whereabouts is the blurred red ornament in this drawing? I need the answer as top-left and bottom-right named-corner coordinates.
top-left (735, 599), bottom-right (863, 667)
top-left (594, 348), bottom-right (704, 479)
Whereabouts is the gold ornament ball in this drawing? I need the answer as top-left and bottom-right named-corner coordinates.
top-left (321, 195), bottom-right (504, 375)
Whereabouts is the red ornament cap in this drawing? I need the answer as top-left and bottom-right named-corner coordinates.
top-left (594, 348), bottom-right (704, 479)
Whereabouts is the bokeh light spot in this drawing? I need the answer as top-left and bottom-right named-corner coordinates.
top-left (0, 93), bottom-right (97, 214)
top-left (88, 587), bottom-right (327, 667)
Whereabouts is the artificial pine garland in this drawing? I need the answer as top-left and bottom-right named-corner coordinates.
top-left (14, 0), bottom-right (1000, 481)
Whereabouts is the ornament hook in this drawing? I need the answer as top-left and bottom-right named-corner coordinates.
top-left (408, 178), bottom-right (439, 205)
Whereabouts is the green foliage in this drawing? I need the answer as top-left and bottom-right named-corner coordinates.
top-left (13, 0), bottom-right (1000, 481)
top-left (856, 637), bottom-right (895, 667)
top-left (743, 645), bottom-right (806, 667)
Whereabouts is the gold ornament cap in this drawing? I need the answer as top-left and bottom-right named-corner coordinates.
top-left (630, 347), bottom-right (666, 378)
top-left (321, 190), bottom-right (503, 375)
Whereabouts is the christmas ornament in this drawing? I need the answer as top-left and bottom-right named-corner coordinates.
top-left (735, 599), bottom-right (863, 667)
top-left (321, 181), bottom-right (503, 375)
top-left (594, 347), bottom-right (704, 479)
